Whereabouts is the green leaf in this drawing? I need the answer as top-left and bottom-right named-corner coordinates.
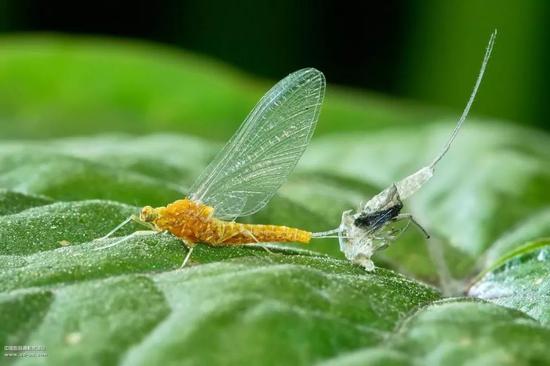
top-left (0, 35), bottom-right (549, 365)
top-left (468, 239), bottom-right (550, 326)
top-left (320, 299), bottom-right (550, 366)
top-left (0, 195), bottom-right (440, 365)
top-left (0, 190), bottom-right (51, 216)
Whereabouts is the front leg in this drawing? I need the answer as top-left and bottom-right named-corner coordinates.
top-left (94, 230), bottom-right (158, 251)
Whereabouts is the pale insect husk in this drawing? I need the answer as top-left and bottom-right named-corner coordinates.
top-left (321, 30), bottom-right (498, 271)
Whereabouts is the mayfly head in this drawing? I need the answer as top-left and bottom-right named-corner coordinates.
top-left (140, 206), bottom-right (159, 223)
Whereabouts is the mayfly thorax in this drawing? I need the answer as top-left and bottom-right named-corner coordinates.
top-left (97, 68), bottom-right (326, 266)
top-left (316, 30), bottom-right (497, 271)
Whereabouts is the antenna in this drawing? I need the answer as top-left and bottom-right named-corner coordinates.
top-left (430, 29), bottom-right (497, 169)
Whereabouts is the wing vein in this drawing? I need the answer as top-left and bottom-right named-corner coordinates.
top-left (188, 68), bottom-right (325, 219)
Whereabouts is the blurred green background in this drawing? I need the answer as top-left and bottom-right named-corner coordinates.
top-left (0, 4), bottom-right (549, 364)
top-left (0, 0), bottom-right (548, 132)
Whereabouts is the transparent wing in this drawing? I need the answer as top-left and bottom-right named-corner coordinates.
top-left (188, 68), bottom-right (325, 220)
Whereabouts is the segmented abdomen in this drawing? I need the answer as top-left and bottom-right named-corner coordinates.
top-left (153, 199), bottom-right (311, 245)
top-left (217, 222), bottom-right (311, 245)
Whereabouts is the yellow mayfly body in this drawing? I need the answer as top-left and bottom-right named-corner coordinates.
top-left (98, 68), bottom-right (326, 265)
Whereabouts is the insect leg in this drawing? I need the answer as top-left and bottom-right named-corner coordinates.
top-left (242, 229), bottom-right (259, 243)
top-left (240, 229), bottom-right (275, 254)
top-left (98, 214), bottom-right (155, 241)
top-left (180, 241), bottom-right (195, 269)
top-left (94, 230), bottom-right (156, 251)
top-left (216, 226), bottom-right (272, 254)
top-left (394, 214), bottom-right (430, 239)
top-left (97, 215), bottom-right (133, 240)
top-left (379, 220), bottom-right (412, 241)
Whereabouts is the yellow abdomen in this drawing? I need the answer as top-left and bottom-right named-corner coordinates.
top-left (215, 222), bottom-right (311, 245)
top-left (151, 199), bottom-right (311, 246)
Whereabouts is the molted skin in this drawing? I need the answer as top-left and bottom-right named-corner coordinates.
top-left (143, 199), bottom-right (311, 246)
top-left (354, 201), bottom-right (403, 230)
top-left (338, 185), bottom-right (404, 271)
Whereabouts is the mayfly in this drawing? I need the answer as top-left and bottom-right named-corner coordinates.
top-left (97, 68), bottom-right (326, 266)
top-left (316, 31), bottom-right (497, 271)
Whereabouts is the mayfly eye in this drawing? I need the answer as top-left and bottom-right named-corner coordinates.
top-left (140, 206), bottom-right (156, 222)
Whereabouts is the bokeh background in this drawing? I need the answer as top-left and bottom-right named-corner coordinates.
top-left (0, 4), bottom-right (549, 364)
top-left (1, 0), bottom-right (548, 131)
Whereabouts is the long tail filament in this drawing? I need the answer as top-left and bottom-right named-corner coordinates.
top-left (430, 29), bottom-right (497, 170)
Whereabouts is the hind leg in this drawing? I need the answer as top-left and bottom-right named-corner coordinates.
top-left (244, 229), bottom-right (275, 254)
top-left (394, 214), bottom-right (430, 238)
top-left (217, 228), bottom-right (274, 256)
top-left (180, 240), bottom-right (196, 268)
